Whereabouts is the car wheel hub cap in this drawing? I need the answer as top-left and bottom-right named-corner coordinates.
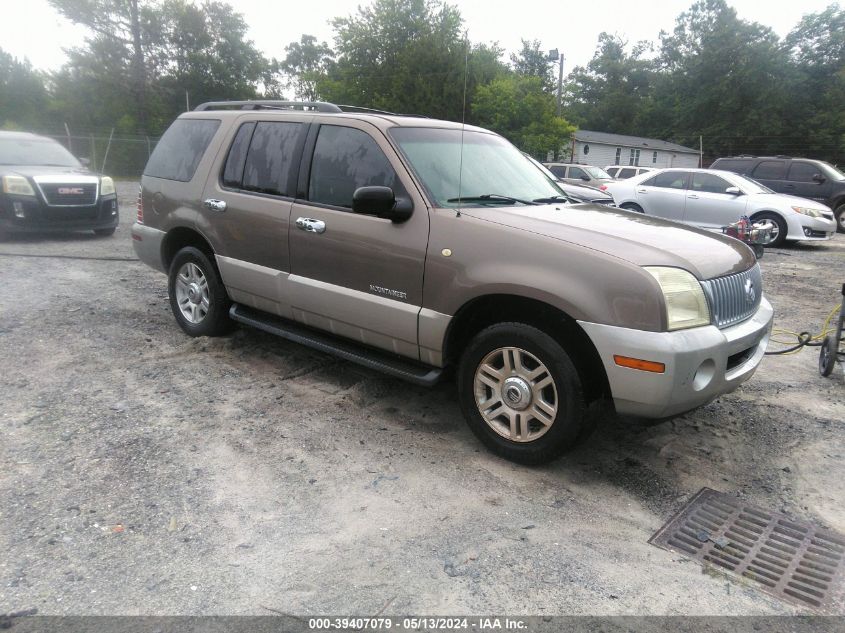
top-left (174, 262), bottom-right (210, 324)
top-left (473, 346), bottom-right (558, 443)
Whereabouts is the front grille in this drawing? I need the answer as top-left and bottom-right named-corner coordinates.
top-left (38, 183), bottom-right (98, 207)
top-left (700, 264), bottom-right (762, 329)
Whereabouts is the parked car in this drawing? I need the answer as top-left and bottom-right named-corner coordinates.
top-left (605, 168), bottom-right (836, 247)
top-left (524, 154), bottom-right (615, 205)
top-left (133, 100), bottom-right (772, 464)
top-left (605, 165), bottom-right (657, 180)
top-left (0, 131), bottom-right (118, 236)
top-left (711, 156), bottom-right (845, 233)
top-left (542, 162), bottom-right (614, 188)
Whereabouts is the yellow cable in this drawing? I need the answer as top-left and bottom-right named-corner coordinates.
top-left (767, 303), bottom-right (842, 355)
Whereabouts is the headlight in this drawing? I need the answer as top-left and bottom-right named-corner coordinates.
top-left (2, 175), bottom-right (36, 196)
top-left (100, 176), bottom-right (116, 196)
top-left (791, 206), bottom-right (824, 218)
top-left (645, 266), bottom-right (711, 331)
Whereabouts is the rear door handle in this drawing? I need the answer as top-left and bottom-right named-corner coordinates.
top-left (204, 198), bottom-right (227, 212)
top-left (296, 217), bottom-right (326, 234)
top-left (687, 194), bottom-right (699, 199)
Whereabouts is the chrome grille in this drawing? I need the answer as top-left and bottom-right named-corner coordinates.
top-left (701, 264), bottom-right (762, 329)
top-left (39, 183), bottom-right (98, 207)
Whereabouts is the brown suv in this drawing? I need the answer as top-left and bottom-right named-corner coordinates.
top-left (133, 101), bottom-right (773, 464)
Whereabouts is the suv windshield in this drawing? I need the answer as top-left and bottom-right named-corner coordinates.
top-left (820, 162), bottom-right (845, 181)
top-left (0, 137), bottom-right (80, 167)
top-left (584, 166), bottom-right (611, 179)
top-left (390, 127), bottom-right (562, 207)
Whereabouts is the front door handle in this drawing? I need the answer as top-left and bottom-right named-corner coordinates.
top-left (636, 188), bottom-right (647, 193)
top-left (204, 198), bottom-right (227, 212)
top-left (687, 194), bottom-right (699, 199)
top-left (296, 217), bottom-right (326, 234)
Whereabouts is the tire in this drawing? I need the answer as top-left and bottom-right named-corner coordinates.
top-left (751, 211), bottom-right (787, 248)
top-left (457, 322), bottom-right (586, 465)
top-left (819, 335), bottom-right (837, 378)
top-left (94, 227), bottom-right (116, 237)
top-left (620, 202), bottom-right (644, 214)
top-left (835, 204), bottom-right (845, 234)
top-left (167, 246), bottom-right (233, 337)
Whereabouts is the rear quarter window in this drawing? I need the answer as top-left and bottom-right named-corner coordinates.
top-left (144, 118), bottom-right (220, 182)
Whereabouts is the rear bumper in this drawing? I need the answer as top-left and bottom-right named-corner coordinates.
top-left (578, 297), bottom-right (773, 418)
top-left (0, 194), bottom-right (118, 233)
top-left (131, 222), bottom-right (167, 273)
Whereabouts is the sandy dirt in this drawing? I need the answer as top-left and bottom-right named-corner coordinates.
top-left (1, 181), bottom-right (843, 616)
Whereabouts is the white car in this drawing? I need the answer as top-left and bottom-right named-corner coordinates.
top-left (604, 168), bottom-right (837, 246)
top-left (604, 165), bottom-right (656, 180)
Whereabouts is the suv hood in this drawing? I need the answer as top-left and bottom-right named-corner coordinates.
top-left (2, 165), bottom-right (96, 178)
top-left (463, 203), bottom-right (755, 280)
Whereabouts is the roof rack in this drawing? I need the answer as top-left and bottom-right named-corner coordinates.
top-left (194, 100), bottom-right (343, 113)
top-left (193, 100), bottom-right (430, 118)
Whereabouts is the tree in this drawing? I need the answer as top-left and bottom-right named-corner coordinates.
top-left (472, 75), bottom-right (574, 159)
top-left (0, 49), bottom-right (50, 129)
top-left (317, 0), bottom-right (507, 121)
top-left (510, 39), bottom-right (554, 91)
top-left (281, 35), bottom-right (333, 101)
top-left (564, 34), bottom-right (655, 134)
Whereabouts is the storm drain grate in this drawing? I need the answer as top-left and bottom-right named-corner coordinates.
top-left (649, 488), bottom-right (845, 613)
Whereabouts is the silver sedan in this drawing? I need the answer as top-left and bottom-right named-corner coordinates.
top-left (604, 168), bottom-right (836, 247)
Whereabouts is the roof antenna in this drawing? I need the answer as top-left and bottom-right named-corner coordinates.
top-left (455, 31), bottom-right (469, 218)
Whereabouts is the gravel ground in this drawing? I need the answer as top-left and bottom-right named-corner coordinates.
top-left (1, 181), bottom-right (843, 616)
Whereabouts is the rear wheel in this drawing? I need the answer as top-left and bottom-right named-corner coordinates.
top-left (620, 202), bottom-right (644, 214)
top-left (457, 323), bottom-right (585, 465)
top-left (168, 246), bottom-right (232, 337)
top-left (751, 212), bottom-right (787, 247)
top-left (819, 335), bottom-right (837, 377)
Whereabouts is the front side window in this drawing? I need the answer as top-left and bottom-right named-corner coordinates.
top-left (787, 162), bottom-right (821, 183)
top-left (144, 118), bottom-right (220, 182)
top-left (642, 171), bottom-right (689, 190)
top-left (619, 168), bottom-right (637, 178)
top-left (242, 122), bottom-right (303, 196)
top-left (569, 166), bottom-right (587, 179)
top-left (691, 172), bottom-right (731, 194)
top-left (752, 160), bottom-right (787, 180)
top-left (308, 125), bottom-right (400, 208)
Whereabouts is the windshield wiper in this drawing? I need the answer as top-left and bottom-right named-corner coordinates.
top-left (446, 194), bottom-right (538, 206)
top-left (532, 195), bottom-right (574, 204)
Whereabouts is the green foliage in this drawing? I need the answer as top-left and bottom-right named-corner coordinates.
top-left (0, 50), bottom-right (50, 129)
top-left (281, 35), bottom-right (333, 101)
top-left (510, 39), bottom-right (555, 92)
top-left (472, 75), bottom-right (574, 159)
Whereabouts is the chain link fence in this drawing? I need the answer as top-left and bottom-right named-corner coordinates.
top-left (36, 129), bottom-right (161, 178)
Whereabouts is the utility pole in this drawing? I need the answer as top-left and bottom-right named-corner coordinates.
top-left (548, 49), bottom-right (564, 117)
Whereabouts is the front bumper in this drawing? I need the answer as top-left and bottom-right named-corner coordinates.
top-left (0, 194), bottom-right (118, 233)
top-left (785, 213), bottom-right (836, 241)
top-left (578, 297), bottom-right (773, 418)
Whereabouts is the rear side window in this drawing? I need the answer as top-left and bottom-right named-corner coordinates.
top-left (642, 171), bottom-right (689, 189)
top-left (144, 119), bottom-right (220, 182)
top-left (242, 122), bottom-right (303, 196)
top-left (619, 168), bottom-right (637, 178)
top-left (752, 160), bottom-right (787, 180)
top-left (547, 165), bottom-right (566, 178)
top-left (308, 125), bottom-right (400, 208)
top-left (787, 162), bottom-right (821, 182)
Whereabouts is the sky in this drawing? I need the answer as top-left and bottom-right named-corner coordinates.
top-left (0, 0), bottom-right (835, 75)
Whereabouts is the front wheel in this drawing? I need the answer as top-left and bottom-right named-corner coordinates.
top-left (457, 323), bottom-right (586, 465)
top-left (94, 227), bottom-right (116, 237)
top-left (620, 202), bottom-right (644, 214)
top-left (168, 246), bottom-right (233, 337)
top-left (835, 204), bottom-right (845, 234)
top-left (752, 212), bottom-right (787, 247)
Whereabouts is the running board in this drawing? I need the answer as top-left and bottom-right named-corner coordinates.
top-left (229, 304), bottom-right (443, 387)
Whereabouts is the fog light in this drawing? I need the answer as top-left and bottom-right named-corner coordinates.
top-left (13, 201), bottom-right (25, 218)
top-left (692, 359), bottom-right (716, 391)
top-left (804, 227), bottom-right (812, 236)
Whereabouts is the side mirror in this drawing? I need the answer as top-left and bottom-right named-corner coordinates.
top-left (352, 186), bottom-right (412, 222)
top-left (812, 173), bottom-right (825, 183)
top-left (725, 186), bottom-right (742, 195)
top-left (78, 157), bottom-right (91, 167)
